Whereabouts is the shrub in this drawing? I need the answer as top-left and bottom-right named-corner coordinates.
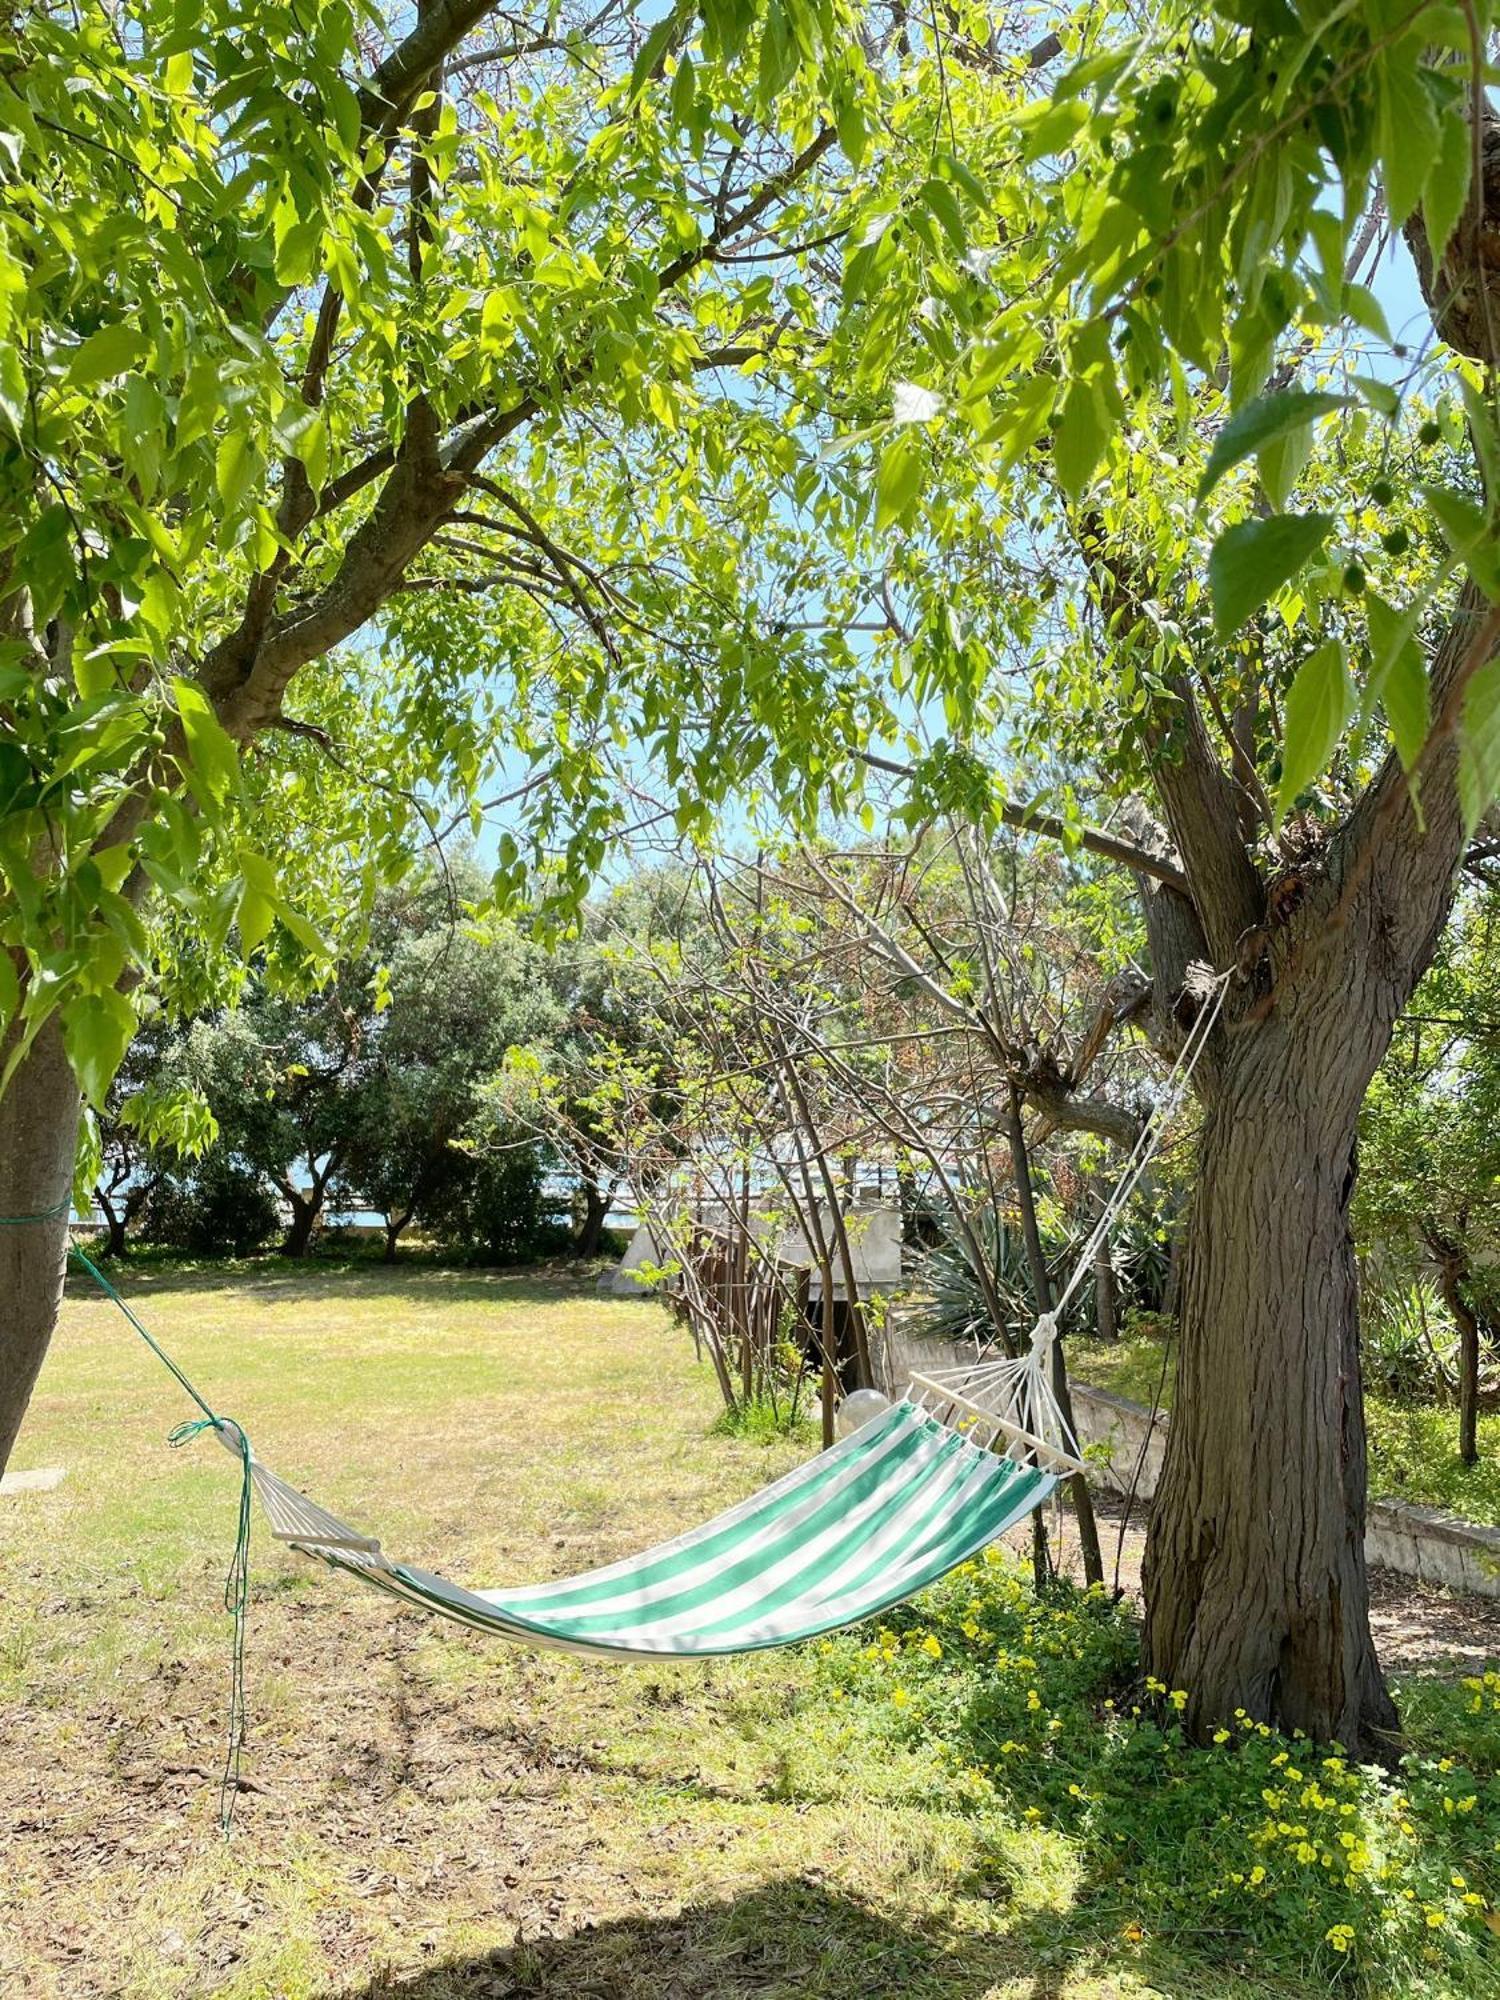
top-left (425, 1146), bottom-right (570, 1265)
top-left (794, 1554), bottom-right (1500, 1994)
top-left (139, 1158), bottom-right (281, 1257)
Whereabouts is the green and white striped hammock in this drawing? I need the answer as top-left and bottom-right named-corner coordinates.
top-left (232, 1370), bottom-right (1082, 1660)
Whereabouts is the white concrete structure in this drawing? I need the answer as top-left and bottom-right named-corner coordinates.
top-left (609, 1195), bottom-right (904, 1301)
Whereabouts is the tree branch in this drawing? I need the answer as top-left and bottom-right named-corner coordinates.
top-left (856, 749), bottom-right (1193, 893)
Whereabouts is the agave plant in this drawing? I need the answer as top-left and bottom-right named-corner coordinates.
top-left (909, 1207), bottom-right (1071, 1353)
top-left (910, 1196), bottom-right (1176, 1354)
top-left (1360, 1269), bottom-right (1459, 1399)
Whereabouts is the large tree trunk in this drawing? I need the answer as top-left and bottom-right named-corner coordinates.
top-left (1141, 872), bottom-right (1466, 1753)
top-left (1142, 1055), bottom-right (1396, 1751)
top-left (0, 1020), bottom-right (83, 1478)
top-left (1136, 557), bottom-right (1489, 1750)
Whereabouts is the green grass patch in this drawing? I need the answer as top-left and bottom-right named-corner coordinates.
top-left (2, 1267), bottom-right (1498, 1998)
top-left (708, 1391), bottom-right (819, 1446)
top-left (1071, 1333), bottom-right (1500, 1525)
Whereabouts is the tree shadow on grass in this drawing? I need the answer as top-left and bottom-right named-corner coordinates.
top-left (331, 1875), bottom-right (1109, 2000)
top-left (64, 1257), bottom-right (637, 1313)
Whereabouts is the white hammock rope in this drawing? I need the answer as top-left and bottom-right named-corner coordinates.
top-left (908, 968), bottom-right (1233, 1481)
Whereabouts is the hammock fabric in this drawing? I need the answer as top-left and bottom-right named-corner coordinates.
top-left (235, 1397), bottom-right (1058, 1659)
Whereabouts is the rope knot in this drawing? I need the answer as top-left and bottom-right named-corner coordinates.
top-left (1027, 1311), bottom-right (1060, 1358)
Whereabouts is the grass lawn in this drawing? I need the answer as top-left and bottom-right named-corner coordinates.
top-left (1069, 1333), bottom-right (1500, 1526)
top-left (3, 1267), bottom-right (1499, 1999)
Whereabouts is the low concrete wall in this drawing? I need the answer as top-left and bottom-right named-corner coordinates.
top-left (878, 1314), bottom-right (1500, 1602)
top-left (1068, 1381), bottom-right (1500, 1599)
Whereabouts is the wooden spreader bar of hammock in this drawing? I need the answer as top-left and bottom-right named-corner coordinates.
top-left (906, 1373), bottom-right (1087, 1479)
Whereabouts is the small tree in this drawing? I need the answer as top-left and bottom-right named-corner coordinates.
top-left (184, 985), bottom-right (374, 1257)
top-left (89, 1016), bottom-right (216, 1257)
top-left (1359, 886), bottom-right (1500, 1463)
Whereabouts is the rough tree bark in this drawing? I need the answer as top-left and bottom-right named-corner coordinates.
top-left (0, 1020), bottom-right (83, 1474)
top-left (1143, 999), bottom-right (1397, 1749)
top-left (1139, 585), bottom-right (1491, 1753)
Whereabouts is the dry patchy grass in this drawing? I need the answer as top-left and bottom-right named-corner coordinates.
top-left (0, 1266), bottom-right (1425, 1999)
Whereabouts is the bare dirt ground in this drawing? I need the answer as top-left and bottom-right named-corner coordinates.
top-left (1002, 1492), bottom-right (1500, 1674)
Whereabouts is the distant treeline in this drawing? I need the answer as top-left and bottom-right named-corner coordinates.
top-left (90, 856), bottom-right (662, 1265)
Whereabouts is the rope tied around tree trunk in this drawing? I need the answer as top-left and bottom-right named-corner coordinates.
top-left (0, 1195), bottom-right (72, 1225)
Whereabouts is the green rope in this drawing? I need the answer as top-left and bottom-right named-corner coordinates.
top-left (5, 1222), bottom-right (254, 1833)
top-left (69, 1245), bottom-right (221, 1427)
top-left (0, 1195), bottom-right (72, 1225)
top-left (169, 1415), bottom-right (253, 1831)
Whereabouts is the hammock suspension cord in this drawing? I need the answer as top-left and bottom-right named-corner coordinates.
top-left (909, 968), bottom-right (1232, 1465)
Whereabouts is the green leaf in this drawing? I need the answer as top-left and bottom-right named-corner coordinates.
top-left (1016, 97), bottom-right (1089, 161)
top-left (1276, 640), bottom-right (1351, 826)
top-left (917, 177), bottom-right (966, 254)
top-left (1424, 105), bottom-right (1472, 266)
top-left (1459, 656), bottom-right (1500, 833)
top-left (1377, 42), bottom-right (1440, 228)
top-left (1422, 484), bottom-right (1500, 596)
top-left (875, 430), bottom-right (922, 532)
top-left (1208, 514), bottom-right (1333, 637)
top-left (297, 412), bottom-right (329, 492)
top-left (757, 2), bottom-right (798, 106)
top-left (275, 903), bottom-right (330, 958)
top-left (669, 51), bottom-right (695, 125)
top-left (215, 431), bottom-right (260, 512)
top-left (237, 846), bottom-right (279, 897)
top-left (173, 678), bottom-right (240, 807)
top-left (65, 322), bottom-right (146, 390)
top-left (835, 93), bottom-right (867, 168)
top-left (1350, 373), bottom-right (1399, 418)
top-left (629, 9), bottom-right (680, 102)
top-left (61, 989), bottom-right (136, 1108)
top-left (1198, 389), bottom-right (1350, 504)
top-left (236, 883), bottom-right (275, 953)
top-left (1366, 593), bottom-right (1428, 770)
top-left (1382, 640), bottom-right (1429, 772)
top-left (1053, 379), bottom-right (1107, 501)
top-left (1259, 426), bottom-right (1312, 510)
top-left (0, 340), bottom-right (25, 435)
